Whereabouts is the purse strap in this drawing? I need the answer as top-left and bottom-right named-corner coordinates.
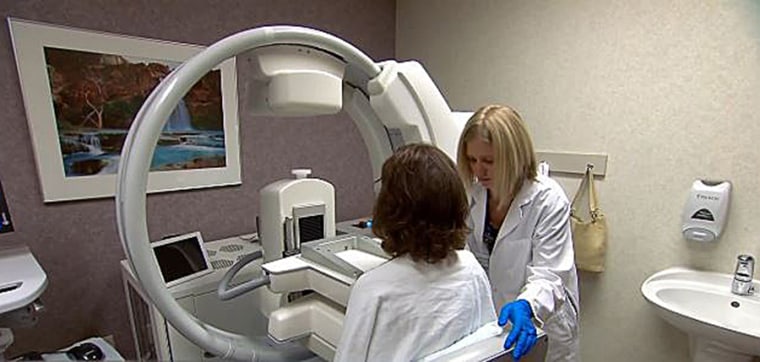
top-left (571, 165), bottom-right (600, 220)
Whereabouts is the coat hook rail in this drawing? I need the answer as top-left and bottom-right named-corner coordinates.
top-left (536, 151), bottom-right (607, 177)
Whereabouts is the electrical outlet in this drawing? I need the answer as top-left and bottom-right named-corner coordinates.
top-left (0, 179), bottom-right (14, 234)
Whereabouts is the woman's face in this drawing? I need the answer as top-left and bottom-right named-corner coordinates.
top-left (465, 137), bottom-right (495, 190)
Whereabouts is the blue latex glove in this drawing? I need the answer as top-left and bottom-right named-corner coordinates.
top-left (498, 299), bottom-right (538, 361)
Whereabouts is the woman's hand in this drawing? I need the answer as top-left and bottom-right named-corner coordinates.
top-left (498, 299), bottom-right (538, 360)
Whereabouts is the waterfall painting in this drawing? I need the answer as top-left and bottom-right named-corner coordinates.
top-left (8, 18), bottom-right (241, 202)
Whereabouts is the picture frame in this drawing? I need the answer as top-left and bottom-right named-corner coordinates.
top-left (7, 18), bottom-right (241, 202)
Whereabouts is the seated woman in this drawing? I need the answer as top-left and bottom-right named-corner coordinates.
top-left (334, 143), bottom-right (496, 362)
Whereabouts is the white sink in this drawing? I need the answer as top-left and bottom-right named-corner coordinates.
top-left (641, 267), bottom-right (760, 361)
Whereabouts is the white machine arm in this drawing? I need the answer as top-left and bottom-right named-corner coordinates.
top-left (368, 60), bottom-right (462, 161)
top-left (116, 25), bottom-right (458, 361)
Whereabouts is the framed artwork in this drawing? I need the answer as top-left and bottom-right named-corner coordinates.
top-left (7, 18), bottom-right (241, 202)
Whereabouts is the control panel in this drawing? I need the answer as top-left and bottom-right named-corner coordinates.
top-left (121, 233), bottom-right (265, 361)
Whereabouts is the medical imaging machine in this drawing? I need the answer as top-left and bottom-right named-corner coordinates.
top-left (116, 26), bottom-right (546, 361)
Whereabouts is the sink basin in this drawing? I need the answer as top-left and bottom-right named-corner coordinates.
top-left (641, 267), bottom-right (760, 360)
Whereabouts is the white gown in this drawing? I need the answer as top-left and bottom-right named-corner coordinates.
top-left (334, 250), bottom-right (496, 362)
top-left (466, 175), bottom-right (580, 362)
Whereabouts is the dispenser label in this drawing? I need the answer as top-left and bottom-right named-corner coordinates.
top-left (696, 194), bottom-right (719, 201)
top-left (691, 208), bottom-right (715, 221)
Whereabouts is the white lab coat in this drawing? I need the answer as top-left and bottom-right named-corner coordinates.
top-left (466, 175), bottom-right (580, 362)
top-left (334, 250), bottom-right (497, 362)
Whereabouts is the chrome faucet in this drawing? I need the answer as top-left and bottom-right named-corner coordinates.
top-left (731, 254), bottom-right (755, 296)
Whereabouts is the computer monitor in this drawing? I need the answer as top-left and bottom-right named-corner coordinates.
top-left (151, 231), bottom-right (213, 287)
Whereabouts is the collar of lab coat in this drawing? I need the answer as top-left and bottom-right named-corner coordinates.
top-left (469, 178), bottom-right (539, 244)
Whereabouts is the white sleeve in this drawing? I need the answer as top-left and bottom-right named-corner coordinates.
top-left (477, 269), bottom-right (498, 324)
top-left (333, 276), bottom-right (379, 362)
top-left (517, 190), bottom-right (576, 324)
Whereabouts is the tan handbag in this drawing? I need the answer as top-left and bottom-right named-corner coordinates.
top-left (570, 165), bottom-right (608, 272)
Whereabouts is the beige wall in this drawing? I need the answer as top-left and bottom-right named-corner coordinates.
top-left (398, 1), bottom-right (760, 361)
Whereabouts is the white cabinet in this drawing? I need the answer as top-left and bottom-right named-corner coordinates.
top-left (121, 235), bottom-right (268, 361)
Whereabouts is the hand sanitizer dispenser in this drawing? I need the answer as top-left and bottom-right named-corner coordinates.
top-left (682, 180), bottom-right (731, 242)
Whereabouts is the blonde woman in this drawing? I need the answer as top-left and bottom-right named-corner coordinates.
top-left (457, 104), bottom-right (580, 361)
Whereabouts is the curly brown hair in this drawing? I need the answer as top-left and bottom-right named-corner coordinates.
top-left (372, 143), bottom-right (470, 263)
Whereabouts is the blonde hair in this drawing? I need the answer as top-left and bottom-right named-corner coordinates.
top-left (456, 104), bottom-right (537, 208)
